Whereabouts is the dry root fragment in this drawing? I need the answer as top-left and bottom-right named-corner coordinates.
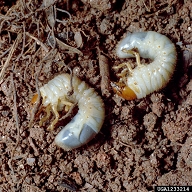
top-left (56, 38), bottom-right (83, 55)
top-left (0, 33), bottom-right (22, 83)
top-left (99, 53), bottom-right (111, 97)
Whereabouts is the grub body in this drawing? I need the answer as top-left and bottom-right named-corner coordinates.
top-left (39, 74), bottom-right (105, 150)
top-left (115, 31), bottom-right (177, 99)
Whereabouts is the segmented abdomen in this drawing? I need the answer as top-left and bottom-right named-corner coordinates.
top-left (40, 74), bottom-right (105, 150)
top-left (117, 31), bottom-right (177, 99)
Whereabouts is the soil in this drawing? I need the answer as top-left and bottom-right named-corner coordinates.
top-left (0, 0), bottom-right (192, 191)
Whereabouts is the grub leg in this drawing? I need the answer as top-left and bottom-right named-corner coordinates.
top-left (122, 49), bottom-right (141, 66)
top-left (39, 105), bottom-right (51, 127)
top-left (47, 104), bottom-right (59, 131)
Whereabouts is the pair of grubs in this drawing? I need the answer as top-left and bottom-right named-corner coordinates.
top-left (32, 31), bottom-right (177, 150)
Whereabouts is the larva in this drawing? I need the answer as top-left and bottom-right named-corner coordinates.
top-left (111, 31), bottom-right (177, 100)
top-left (32, 73), bottom-right (105, 151)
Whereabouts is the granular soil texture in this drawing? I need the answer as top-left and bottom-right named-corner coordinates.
top-left (0, 0), bottom-right (192, 191)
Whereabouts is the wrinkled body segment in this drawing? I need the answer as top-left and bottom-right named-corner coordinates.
top-left (112, 31), bottom-right (177, 100)
top-left (38, 74), bottom-right (105, 150)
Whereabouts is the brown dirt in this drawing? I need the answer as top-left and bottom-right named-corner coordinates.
top-left (0, 0), bottom-right (192, 191)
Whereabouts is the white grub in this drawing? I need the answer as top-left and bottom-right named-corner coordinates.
top-left (39, 73), bottom-right (105, 150)
top-left (112, 31), bottom-right (177, 100)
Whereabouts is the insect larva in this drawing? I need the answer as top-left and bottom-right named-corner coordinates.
top-left (32, 73), bottom-right (105, 151)
top-left (111, 31), bottom-right (177, 100)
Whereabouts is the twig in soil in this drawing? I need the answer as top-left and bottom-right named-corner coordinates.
top-left (0, 19), bottom-right (11, 33)
top-left (44, 0), bottom-right (56, 28)
top-left (23, 55), bottom-right (32, 81)
top-left (0, 13), bottom-right (15, 20)
top-left (22, 38), bottom-right (36, 56)
top-left (44, 0), bottom-right (56, 48)
top-left (142, 0), bottom-right (151, 12)
top-left (119, 140), bottom-right (134, 148)
top-left (56, 37), bottom-right (83, 55)
top-left (55, 8), bottom-right (72, 24)
top-left (8, 31), bottom-right (11, 43)
top-left (0, 33), bottom-right (22, 83)
top-left (28, 137), bottom-right (39, 156)
top-left (16, 23), bottom-right (26, 61)
top-left (98, 50), bottom-right (111, 97)
top-left (0, 47), bottom-right (11, 59)
top-left (26, 32), bottom-right (49, 53)
top-left (19, 0), bottom-right (26, 12)
top-left (15, 0), bottom-right (57, 22)
top-left (43, 0), bottom-right (71, 50)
